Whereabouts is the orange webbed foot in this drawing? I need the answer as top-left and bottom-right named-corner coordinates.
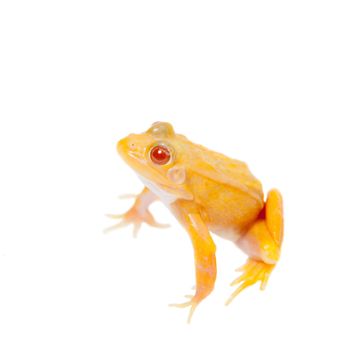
top-left (225, 258), bottom-right (275, 305)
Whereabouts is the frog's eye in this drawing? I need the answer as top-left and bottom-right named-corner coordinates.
top-left (150, 144), bottom-right (171, 165)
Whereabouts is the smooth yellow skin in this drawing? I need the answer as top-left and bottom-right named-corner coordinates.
top-left (109, 122), bottom-right (284, 322)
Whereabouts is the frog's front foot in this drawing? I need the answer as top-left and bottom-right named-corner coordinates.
top-left (169, 295), bottom-right (199, 324)
top-left (105, 207), bottom-right (169, 237)
top-left (225, 258), bottom-right (275, 305)
top-left (105, 189), bottom-right (170, 237)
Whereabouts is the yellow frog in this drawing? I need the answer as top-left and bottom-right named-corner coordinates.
top-left (107, 122), bottom-right (284, 322)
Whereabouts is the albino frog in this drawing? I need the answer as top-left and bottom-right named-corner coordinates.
top-left (107, 122), bottom-right (284, 322)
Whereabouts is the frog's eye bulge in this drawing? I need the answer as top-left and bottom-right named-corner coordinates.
top-left (150, 144), bottom-right (171, 165)
top-left (147, 121), bottom-right (175, 138)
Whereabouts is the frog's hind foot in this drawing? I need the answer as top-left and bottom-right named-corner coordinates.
top-left (225, 258), bottom-right (275, 305)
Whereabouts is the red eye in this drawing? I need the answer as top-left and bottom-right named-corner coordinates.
top-left (150, 145), bottom-right (171, 165)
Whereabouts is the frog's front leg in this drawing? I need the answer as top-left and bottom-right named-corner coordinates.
top-left (105, 187), bottom-right (170, 237)
top-left (169, 201), bottom-right (217, 323)
top-left (226, 189), bottom-right (284, 304)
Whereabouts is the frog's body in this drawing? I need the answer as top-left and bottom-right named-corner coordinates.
top-left (108, 122), bottom-right (283, 322)
top-left (181, 156), bottom-right (264, 242)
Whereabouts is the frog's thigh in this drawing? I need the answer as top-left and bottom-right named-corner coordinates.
top-left (240, 221), bottom-right (281, 264)
top-left (265, 188), bottom-right (284, 247)
top-left (237, 189), bottom-right (284, 264)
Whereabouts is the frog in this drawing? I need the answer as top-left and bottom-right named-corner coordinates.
top-left (106, 121), bottom-right (284, 322)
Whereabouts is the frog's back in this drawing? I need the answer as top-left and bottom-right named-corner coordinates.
top-left (183, 140), bottom-right (264, 202)
top-left (180, 138), bottom-right (264, 239)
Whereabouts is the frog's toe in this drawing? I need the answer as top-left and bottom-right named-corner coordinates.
top-left (103, 218), bottom-right (131, 233)
top-left (104, 216), bottom-right (143, 238)
top-left (144, 213), bottom-right (170, 229)
top-left (226, 259), bottom-right (275, 305)
top-left (104, 209), bottom-right (142, 236)
top-left (169, 298), bottom-right (199, 323)
top-left (118, 193), bottom-right (137, 199)
top-left (132, 222), bottom-right (142, 238)
top-left (131, 208), bottom-right (170, 230)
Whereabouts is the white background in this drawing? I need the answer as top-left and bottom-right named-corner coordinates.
top-left (1, 1), bottom-right (350, 349)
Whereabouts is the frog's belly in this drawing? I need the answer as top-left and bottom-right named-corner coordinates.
top-left (209, 224), bottom-right (243, 243)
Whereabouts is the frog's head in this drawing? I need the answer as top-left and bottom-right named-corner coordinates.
top-left (117, 122), bottom-right (192, 201)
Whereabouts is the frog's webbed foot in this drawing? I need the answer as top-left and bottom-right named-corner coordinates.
top-left (104, 188), bottom-right (170, 237)
top-left (225, 258), bottom-right (275, 305)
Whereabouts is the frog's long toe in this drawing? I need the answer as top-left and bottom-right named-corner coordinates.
top-left (103, 216), bottom-right (131, 233)
top-left (225, 258), bottom-right (275, 305)
top-left (118, 193), bottom-right (137, 199)
top-left (169, 298), bottom-right (199, 323)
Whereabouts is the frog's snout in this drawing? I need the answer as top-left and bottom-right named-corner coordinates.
top-left (117, 135), bottom-right (143, 165)
top-left (117, 135), bottom-right (135, 153)
top-left (117, 137), bottom-right (127, 156)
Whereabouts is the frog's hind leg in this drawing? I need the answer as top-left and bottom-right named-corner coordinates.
top-left (226, 189), bottom-right (284, 305)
